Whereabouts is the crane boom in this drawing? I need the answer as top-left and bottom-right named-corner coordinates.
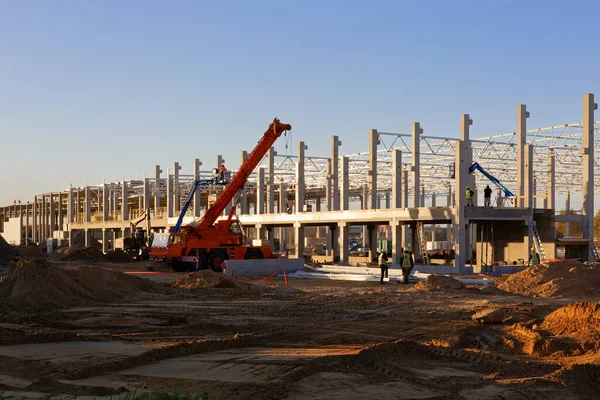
top-left (198, 118), bottom-right (291, 229)
top-left (469, 162), bottom-right (515, 197)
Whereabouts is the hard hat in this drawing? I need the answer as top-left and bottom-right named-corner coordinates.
top-left (531, 247), bottom-right (535, 251)
top-left (466, 186), bottom-right (470, 189)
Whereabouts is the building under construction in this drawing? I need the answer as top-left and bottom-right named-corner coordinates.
top-left (1, 94), bottom-right (598, 272)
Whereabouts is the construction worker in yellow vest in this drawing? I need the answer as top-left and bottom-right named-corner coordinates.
top-left (530, 247), bottom-right (540, 266)
top-left (401, 248), bottom-right (414, 284)
top-left (465, 187), bottom-right (474, 206)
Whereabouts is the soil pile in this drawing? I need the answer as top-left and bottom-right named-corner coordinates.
top-left (0, 259), bottom-right (167, 313)
top-left (0, 235), bottom-right (18, 266)
top-left (170, 270), bottom-right (224, 288)
top-left (411, 274), bottom-right (465, 292)
top-left (50, 245), bottom-right (106, 261)
top-left (497, 261), bottom-right (600, 298)
top-left (541, 302), bottom-right (600, 338)
top-left (15, 245), bottom-right (46, 259)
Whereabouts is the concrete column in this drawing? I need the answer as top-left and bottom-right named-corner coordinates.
top-left (166, 172), bottom-right (174, 218)
top-left (420, 185), bottom-right (425, 207)
top-left (391, 222), bottom-right (402, 265)
top-left (32, 198), bottom-right (37, 243)
top-left (402, 169), bottom-right (409, 247)
top-left (142, 176), bottom-right (150, 211)
top-left (361, 184), bottom-right (368, 246)
top-left (566, 191), bottom-right (571, 237)
top-left (412, 122), bottom-right (422, 207)
top-left (339, 222), bottom-right (349, 263)
top-left (524, 144), bottom-right (533, 209)
top-left (516, 104), bottom-right (529, 208)
top-left (102, 229), bottom-right (108, 254)
top-left (58, 193), bottom-right (64, 231)
top-left (454, 137), bottom-right (471, 274)
top-left (267, 147), bottom-right (276, 214)
top-left (296, 141), bottom-right (307, 213)
top-left (256, 167), bottom-right (265, 215)
top-left (368, 129), bottom-right (378, 210)
top-left (49, 193), bottom-right (55, 233)
top-left (547, 150), bottom-right (555, 210)
top-left (582, 93), bottom-right (596, 260)
top-left (367, 225), bottom-right (377, 262)
top-left (447, 186), bottom-right (452, 242)
top-left (216, 155), bottom-right (224, 170)
top-left (122, 180), bottom-right (129, 221)
top-left (331, 136), bottom-right (341, 210)
top-left (294, 223), bottom-right (305, 259)
top-left (85, 186), bottom-right (91, 223)
top-left (41, 196), bottom-right (46, 241)
top-left (239, 151), bottom-right (248, 215)
top-left (102, 185), bottom-right (108, 222)
top-left (278, 182), bottom-right (286, 253)
top-left (392, 149), bottom-right (402, 208)
top-left (340, 156), bottom-right (349, 210)
top-left (192, 159), bottom-right (202, 217)
top-left (154, 165), bottom-right (162, 217)
top-left (173, 162), bottom-right (181, 213)
top-left (325, 159), bottom-right (332, 211)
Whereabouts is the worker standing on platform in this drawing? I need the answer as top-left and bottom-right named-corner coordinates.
top-left (401, 248), bottom-right (414, 284)
top-left (484, 185), bottom-right (492, 207)
top-left (218, 164), bottom-right (227, 183)
top-left (530, 247), bottom-right (540, 266)
top-left (465, 187), bottom-right (475, 206)
top-left (378, 249), bottom-right (388, 285)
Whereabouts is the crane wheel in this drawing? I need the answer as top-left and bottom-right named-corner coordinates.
top-left (244, 250), bottom-right (264, 260)
top-left (208, 251), bottom-right (228, 272)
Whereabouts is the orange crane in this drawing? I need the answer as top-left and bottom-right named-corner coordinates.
top-left (165, 118), bottom-right (291, 272)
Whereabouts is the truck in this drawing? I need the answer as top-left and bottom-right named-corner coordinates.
top-left (165, 118), bottom-right (292, 272)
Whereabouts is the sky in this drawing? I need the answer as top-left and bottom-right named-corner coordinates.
top-left (1, 0), bottom-right (599, 209)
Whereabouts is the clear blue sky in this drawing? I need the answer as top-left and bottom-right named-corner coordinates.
top-left (1, 0), bottom-right (598, 208)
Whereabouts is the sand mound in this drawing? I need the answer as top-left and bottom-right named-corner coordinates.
top-left (0, 235), bottom-right (18, 266)
top-left (497, 261), bottom-right (600, 298)
top-left (411, 274), bottom-right (465, 292)
top-left (541, 302), bottom-right (600, 338)
top-left (170, 270), bottom-right (224, 288)
top-left (50, 245), bottom-right (106, 261)
top-left (0, 259), bottom-right (167, 313)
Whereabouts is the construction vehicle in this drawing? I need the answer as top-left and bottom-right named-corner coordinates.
top-left (115, 208), bottom-right (152, 259)
top-left (165, 118), bottom-right (292, 272)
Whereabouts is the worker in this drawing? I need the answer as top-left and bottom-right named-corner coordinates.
top-left (484, 185), bottom-right (492, 207)
top-left (530, 247), bottom-right (540, 266)
top-left (401, 248), bottom-right (414, 284)
top-left (378, 249), bottom-right (389, 285)
top-left (218, 164), bottom-right (227, 183)
top-left (465, 186), bottom-right (475, 206)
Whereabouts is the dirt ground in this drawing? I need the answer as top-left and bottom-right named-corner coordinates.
top-left (1, 260), bottom-right (600, 399)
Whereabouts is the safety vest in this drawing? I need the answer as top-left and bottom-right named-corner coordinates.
top-left (378, 253), bottom-right (387, 266)
top-left (465, 189), bottom-right (472, 199)
top-left (531, 252), bottom-right (540, 265)
top-left (402, 253), bottom-right (411, 268)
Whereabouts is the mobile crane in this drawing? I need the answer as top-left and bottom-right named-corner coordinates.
top-left (165, 118), bottom-right (292, 272)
